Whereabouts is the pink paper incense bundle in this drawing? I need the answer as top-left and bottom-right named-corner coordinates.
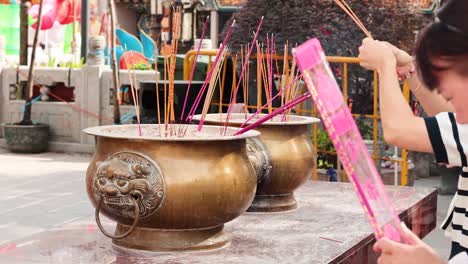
top-left (294, 38), bottom-right (402, 242)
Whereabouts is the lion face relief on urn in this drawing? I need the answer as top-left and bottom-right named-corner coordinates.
top-left (92, 152), bottom-right (166, 219)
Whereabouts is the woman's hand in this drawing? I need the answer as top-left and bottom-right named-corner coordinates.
top-left (374, 223), bottom-right (447, 264)
top-left (358, 38), bottom-right (396, 73)
top-left (382, 42), bottom-right (415, 80)
top-left (381, 42), bottom-right (413, 67)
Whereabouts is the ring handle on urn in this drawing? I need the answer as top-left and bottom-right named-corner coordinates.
top-left (95, 194), bottom-right (140, 239)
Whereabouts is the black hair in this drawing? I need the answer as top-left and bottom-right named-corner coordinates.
top-left (414, 0), bottom-right (468, 90)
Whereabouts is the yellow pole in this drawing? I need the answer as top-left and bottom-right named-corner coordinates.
top-left (401, 81), bottom-right (411, 186)
top-left (373, 71), bottom-right (379, 166)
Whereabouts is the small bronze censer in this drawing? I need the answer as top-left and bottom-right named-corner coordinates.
top-left (193, 114), bottom-right (319, 212)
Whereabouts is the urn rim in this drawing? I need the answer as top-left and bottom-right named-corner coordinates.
top-left (83, 124), bottom-right (260, 141)
top-left (192, 113), bottom-right (320, 126)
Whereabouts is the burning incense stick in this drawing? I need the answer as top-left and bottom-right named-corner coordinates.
top-left (257, 41), bottom-right (262, 112)
top-left (184, 20), bottom-right (236, 127)
top-left (272, 34), bottom-right (280, 77)
top-left (241, 45), bottom-right (247, 115)
top-left (269, 36), bottom-right (274, 113)
top-left (281, 42), bottom-right (288, 109)
top-left (122, 48), bottom-right (142, 136)
top-left (233, 92), bottom-right (311, 136)
top-left (231, 55), bottom-right (238, 104)
top-left (259, 45), bottom-right (270, 104)
top-left (246, 43), bottom-right (250, 115)
top-left (223, 16), bottom-right (264, 135)
top-left (172, 7), bottom-right (182, 124)
top-left (333, 0), bottom-right (372, 38)
top-left (129, 51), bottom-right (143, 136)
top-left (285, 58), bottom-right (298, 120)
top-left (163, 52), bottom-right (168, 134)
top-left (219, 58), bottom-right (228, 113)
top-left (180, 16), bottom-right (210, 122)
top-left (198, 49), bottom-right (227, 131)
top-left (154, 47), bottom-right (162, 136)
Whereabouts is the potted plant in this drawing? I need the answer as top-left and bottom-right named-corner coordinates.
top-left (355, 115), bottom-right (385, 162)
top-left (316, 115), bottom-right (385, 181)
top-left (2, 0), bottom-right (49, 153)
top-left (316, 129), bottom-right (339, 182)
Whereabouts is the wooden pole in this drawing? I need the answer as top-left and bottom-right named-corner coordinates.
top-left (108, 0), bottom-right (121, 124)
top-left (19, 0), bottom-right (29, 66)
top-left (21, 0), bottom-right (44, 125)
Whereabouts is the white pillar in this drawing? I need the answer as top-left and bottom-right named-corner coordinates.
top-left (210, 10), bottom-right (219, 49)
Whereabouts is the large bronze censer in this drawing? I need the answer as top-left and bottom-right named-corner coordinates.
top-left (193, 113), bottom-right (320, 212)
top-left (84, 124), bottom-right (259, 251)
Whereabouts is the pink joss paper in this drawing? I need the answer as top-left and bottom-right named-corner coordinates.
top-left (294, 38), bottom-right (402, 242)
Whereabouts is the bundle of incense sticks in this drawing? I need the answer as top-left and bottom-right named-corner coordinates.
top-left (180, 16), bottom-right (210, 123)
top-left (234, 92), bottom-right (311, 136)
top-left (158, 6), bottom-right (182, 136)
top-left (294, 38), bottom-right (401, 242)
top-left (122, 47), bottom-right (142, 136)
top-left (238, 74), bottom-right (303, 129)
top-left (184, 19), bottom-right (237, 133)
top-left (223, 17), bottom-right (264, 135)
top-left (333, 0), bottom-right (372, 38)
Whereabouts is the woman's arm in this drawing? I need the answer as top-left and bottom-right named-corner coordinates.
top-left (406, 72), bottom-right (455, 116)
top-left (359, 38), bottom-right (433, 153)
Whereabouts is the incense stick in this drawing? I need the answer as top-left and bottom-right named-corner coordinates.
top-left (256, 41), bottom-right (262, 112)
top-left (285, 58), bottom-right (298, 120)
top-left (163, 51), bottom-right (168, 135)
top-left (219, 58), bottom-right (228, 113)
top-left (333, 0), bottom-right (372, 38)
top-left (180, 16), bottom-right (210, 122)
top-left (281, 43), bottom-right (288, 110)
top-left (272, 34), bottom-right (280, 77)
top-left (122, 48), bottom-right (142, 136)
top-left (340, 0), bottom-right (372, 38)
top-left (260, 46), bottom-right (269, 103)
top-left (231, 54), bottom-right (238, 104)
top-left (246, 43), bottom-right (250, 117)
top-left (129, 51), bottom-right (142, 136)
top-left (241, 46), bottom-right (247, 116)
top-left (268, 35), bottom-right (274, 114)
top-left (223, 16), bottom-right (264, 135)
top-left (229, 55), bottom-right (237, 108)
top-left (266, 35), bottom-right (272, 113)
top-left (184, 20), bottom-right (236, 128)
top-left (154, 47), bottom-right (162, 136)
top-left (198, 49), bottom-right (227, 131)
top-left (239, 73), bottom-right (303, 128)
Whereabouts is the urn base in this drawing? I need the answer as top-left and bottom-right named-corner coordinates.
top-left (248, 193), bottom-right (297, 212)
top-left (112, 224), bottom-right (230, 252)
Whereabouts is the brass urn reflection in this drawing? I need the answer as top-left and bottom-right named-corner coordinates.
top-left (84, 124), bottom-right (259, 252)
top-left (193, 113), bottom-right (319, 212)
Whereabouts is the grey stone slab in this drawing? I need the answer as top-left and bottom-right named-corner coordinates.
top-left (0, 182), bottom-right (436, 264)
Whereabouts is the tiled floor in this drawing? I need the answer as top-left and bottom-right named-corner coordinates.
top-left (417, 176), bottom-right (454, 259)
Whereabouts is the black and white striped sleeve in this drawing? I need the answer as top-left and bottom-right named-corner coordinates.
top-left (424, 112), bottom-right (468, 167)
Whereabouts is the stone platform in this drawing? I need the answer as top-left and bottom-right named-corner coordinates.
top-left (0, 182), bottom-right (436, 264)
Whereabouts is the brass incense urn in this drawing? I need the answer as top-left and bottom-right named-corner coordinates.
top-left (84, 124), bottom-right (259, 252)
top-left (193, 113), bottom-right (320, 212)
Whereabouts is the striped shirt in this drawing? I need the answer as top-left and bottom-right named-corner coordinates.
top-left (425, 112), bottom-right (468, 254)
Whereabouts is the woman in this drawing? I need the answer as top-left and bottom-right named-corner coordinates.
top-left (358, 0), bottom-right (468, 263)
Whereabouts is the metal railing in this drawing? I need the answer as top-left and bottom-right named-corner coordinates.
top-left (183, 50), bottom-right (410, 186)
